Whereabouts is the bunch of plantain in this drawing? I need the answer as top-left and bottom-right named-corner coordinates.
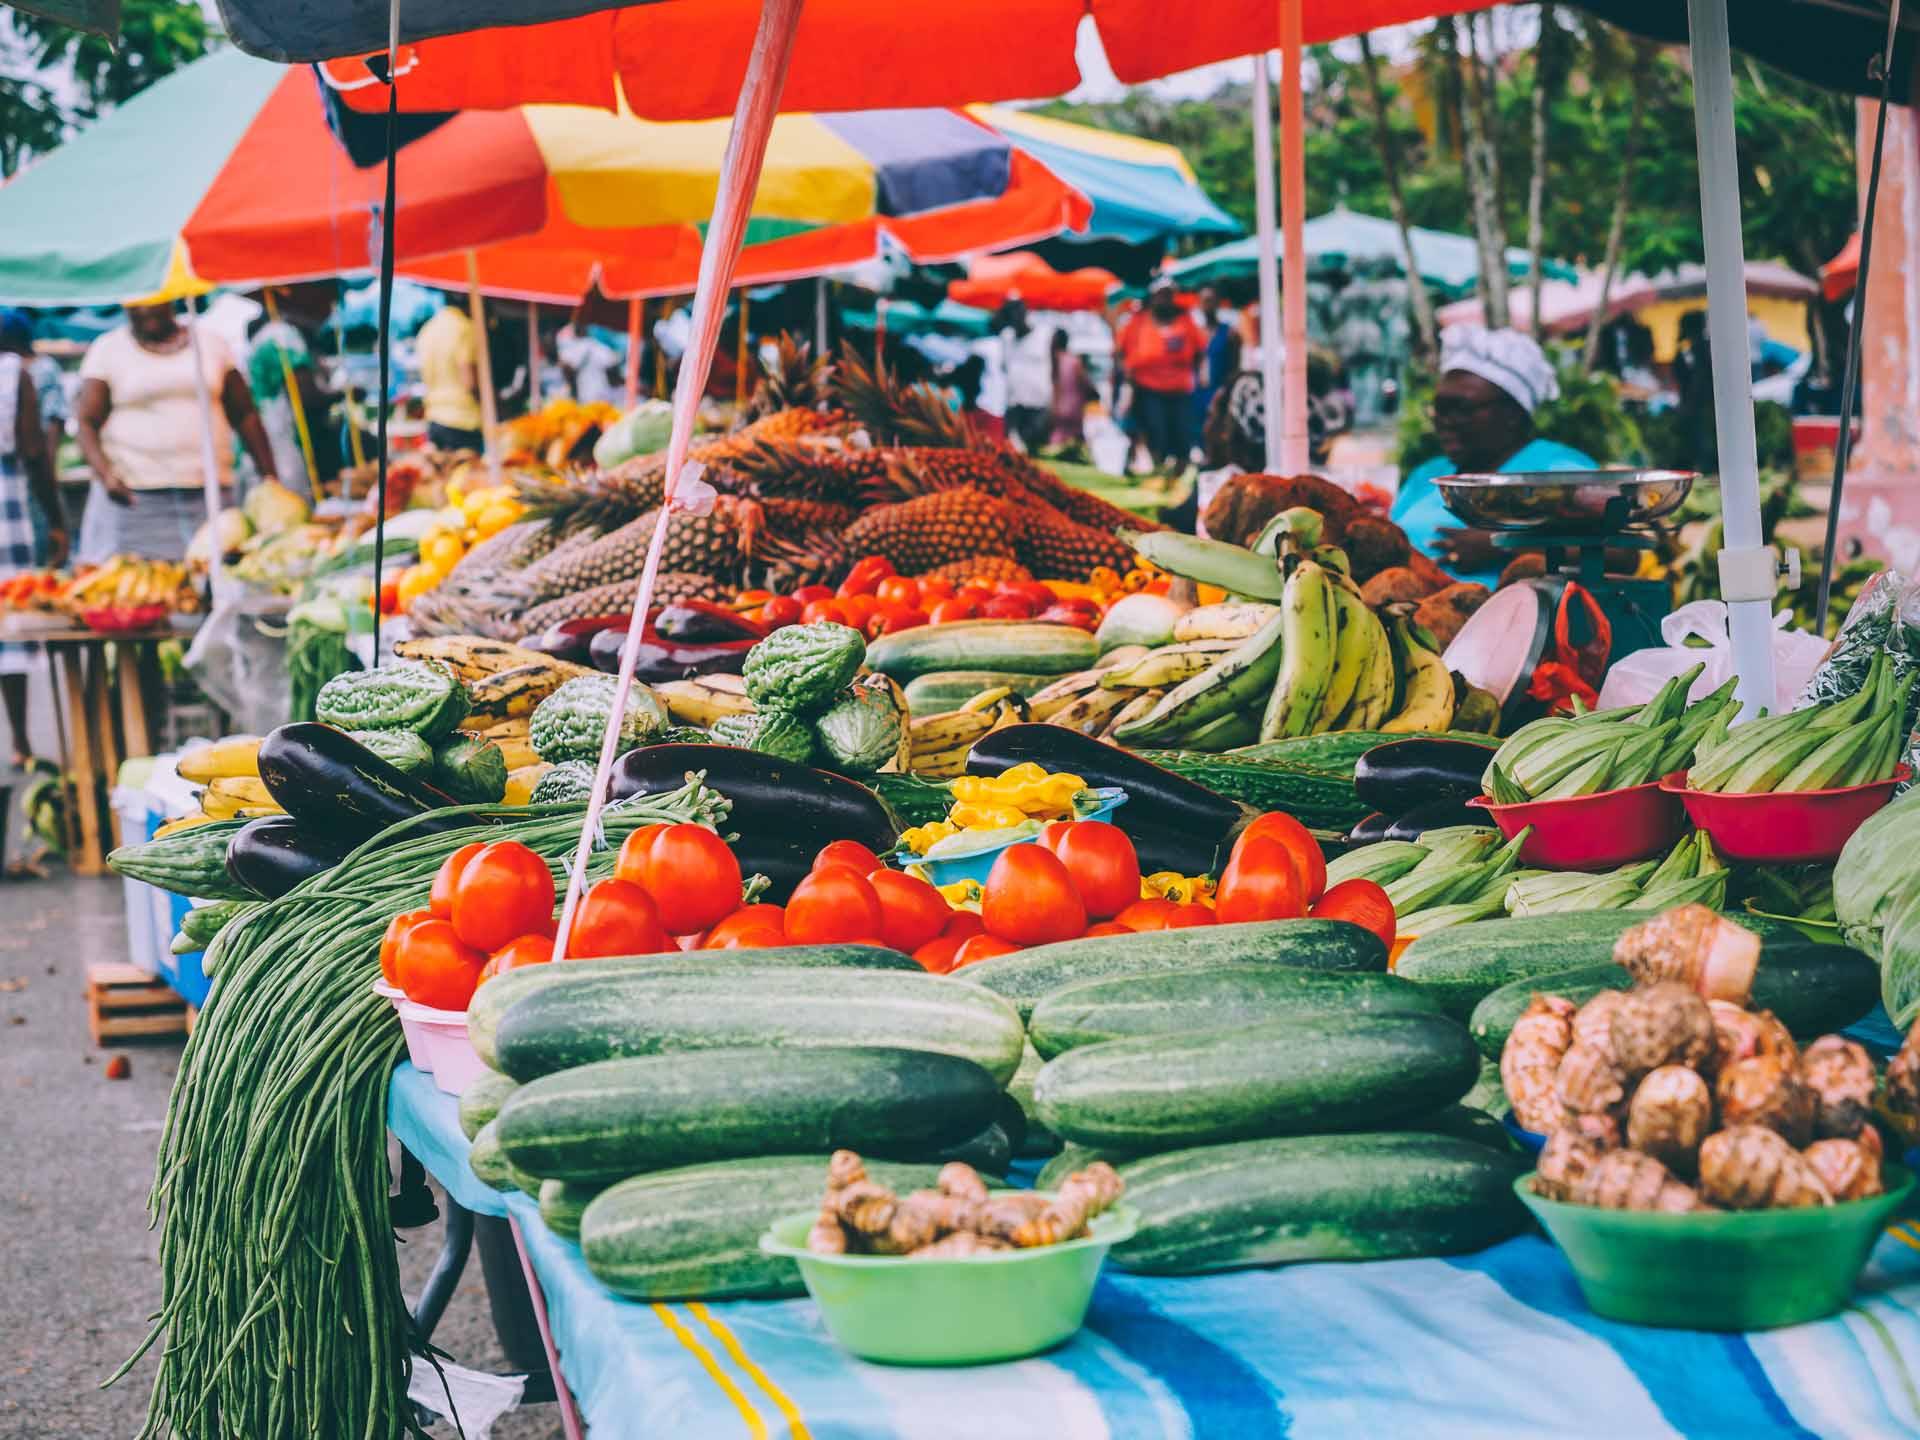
top-left (63, 555), bottom-right (194, 611)
top-left (651, 672), bottom-right (757, 727)
top-left (396, 635), bottom-right (591, 723)
top-left (200, 775), bottom-right (282, 821)
top-left (1687, 652), bottom-right (1911, 794)
top-left (1482, 664), bottom-right (1738, 803)
top-left (908, 689), bottom-right (1028, 777)
top-left (461, 716), bottom-right (539, 771)
top-left (175, 735), bottom-right (262, 785)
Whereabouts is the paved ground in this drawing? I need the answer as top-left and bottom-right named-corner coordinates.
top-left (0, 709), bottom-right (564, 1440)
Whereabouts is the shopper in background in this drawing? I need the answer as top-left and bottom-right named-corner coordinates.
top-left (1047, 330), bottom-right (1094, 449)
top-left (246, 285), bottom-right (337, 501)
top-left (73, 301), bottom-right (277, 563)
top-left (0, 312), bottom-right (72, 765)
top-left (556, 305), bottom-right (625, 407)
top-left (1192, 284), bottom-right (1239, 435)
top-left (415, 303), bottom-right (484, 452)
top-left (996, 296), bottom-right (1054, 452)
top-left (1116, 277), bottom-right (1205, 470)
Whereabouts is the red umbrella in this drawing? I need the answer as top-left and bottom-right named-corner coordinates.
top-left (947, 251), bottom-right (1120, 313)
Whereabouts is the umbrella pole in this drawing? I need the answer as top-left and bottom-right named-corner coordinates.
top-left (1279, 0), bottom-right (1309, 474)
top-left (1249, 53), bottom-right (1284, 474)
top-left (735, 290), bottom-right (752, 407)
top-left (1686, 0), bottom-right (1776, 714)
top-left (464, 249), bottom-right (501, 481)
top-left (551, 0), bottom-right (807, 960)
top-left (527, 301), bottom-right (542, 408)
top-left (815, 276), bottom-right (829, 355)
top-left (625, 298), bottom-right (642, 407)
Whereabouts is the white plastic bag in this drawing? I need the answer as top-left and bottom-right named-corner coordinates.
top-left (1596, 600), bottom-right (1828, 714)
top-left (407, 1357), bottom-right (524, 1438)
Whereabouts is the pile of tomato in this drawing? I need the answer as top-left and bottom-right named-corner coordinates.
top-left (733, 555), bottom-right (1125, 641)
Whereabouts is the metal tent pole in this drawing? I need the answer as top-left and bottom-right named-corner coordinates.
top-left (1279, 0), bottom-right (1310, 474)
top-left (1686, 0), bottom-right (1777, 714)
top-left (625, 298), bottom-right (642, 406)
top-left (815, 276), bottom-right (829, 355)
top-left (1250, 52), bottom-right (1284, 474)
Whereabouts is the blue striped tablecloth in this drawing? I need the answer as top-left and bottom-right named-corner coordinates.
top-left (390, 1065), bottom-right (1920, 1438)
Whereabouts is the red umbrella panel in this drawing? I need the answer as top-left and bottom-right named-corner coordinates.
top-left (947, 251), bottom-right (1119, 313)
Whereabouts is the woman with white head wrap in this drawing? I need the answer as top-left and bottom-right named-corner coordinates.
top-left (1390, 324), bottom-right (1597, 586)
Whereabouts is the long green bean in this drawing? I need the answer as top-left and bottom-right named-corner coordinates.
top-left (115, 781), bottom-right (727, 1437)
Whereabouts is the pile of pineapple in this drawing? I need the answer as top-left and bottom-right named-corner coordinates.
top-left (1510, 903), bottom-right (1902, 1213)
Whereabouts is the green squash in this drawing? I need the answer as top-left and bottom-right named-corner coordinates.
top-left (814, 676), bottom-right (906, 777)
top-left (529, 674), bottom-right (669, 763)
top-left (317, 660), bottom-right (471, 740)
top-left (434, 736), bottom-right (510, 804)
top-left (710, 710), bottom-right (817, 764)
top-left (348, 728), bottom-right (434, 776)
top-left (741, 621), bottom-right (865, 715)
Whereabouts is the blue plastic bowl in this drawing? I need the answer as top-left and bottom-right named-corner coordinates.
top-left (1502, 1112), bottom-right (1547, 1154)
top-left (902, 789), bottom-right (1128, 888)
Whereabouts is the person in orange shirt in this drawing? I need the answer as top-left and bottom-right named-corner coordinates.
top-left (1116, 278), bottom-right (1205, 470)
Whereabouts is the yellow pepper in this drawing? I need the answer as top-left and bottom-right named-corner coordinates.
top-left (899, 820), bottom-right (961, 855)
top-left (949, 800), bottom-right (1029, 830)
top-left (935, 878), bottom-right (984, 912)
top-left (950, 764), bottom-right (1085, 818)
top-left (1143, 871), bottom-right (1217, 905)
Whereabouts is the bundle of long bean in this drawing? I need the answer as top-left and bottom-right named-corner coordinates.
top-left (116, 780), bottom-right (729, 1438)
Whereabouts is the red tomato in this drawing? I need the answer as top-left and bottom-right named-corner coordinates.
top-left (1037, 603), bottom-right (1099, 631)
top-left (1009, 581), bottom-right (1057, 611)
top-left (981, 591), bottom-right (1036, 620)
top-left (982, 844), bottom-right (1086, 945)
top-left (614, 823), bottom-right (672, 886)
top-left (867, 606), bottom-right (927, 639)
top-left (815, 840), bottom-right (883, 874)
top-left (1310, 878), bottom-right (1397, 950)
top-left (1040, 820), bottom-right (1140, 920)
top-left (566, 878), bottom-right (674, 958)
top-left (450, 841), bottom-right (558, 953)
top-left (1165, 903), bottom-right (1219, 928)
top-left (1233, 812), bottom-right (1327, 903)
top-left (785, 866), bottom-right (885, 945)
top-left (1112, 898), bottom-right (1181, 931)
top-left (954, 933), bottom-right (1022, 967)
top-left (801, 598), bottom-right (847, 625)
top-left (379, 578), bottom-right (401, 615)
top-left (755, 595), bottom-right (803, 627)
top-left (868, 869), bottom-right (951, 952)
top-left (792, 585), bottom-right (833, 605)
top-left (913, 933), bottom-right (967, 974)
top-left (942, 910), bottom-right (985, 941)
top-left (718, 924), bottom-right (788, 949)
top-left (875, 576), bottom-right (921, 608)
top-left (479, 933), bottom-right (554, 984)
top-left (929, 597), bottom-right (978, 624)
top-left (955, 585), bottom-right (995, 610)
top-left (1083, 921), bottom-right (1132, 937)
top-left (701, 904), bottom-right (787, 949)
top-left (394, 918), bottom-right (487, 1010)
top-left (838, 556), bottom-right (895, 597)
top-left (839, 593), bottom-right (880, 628)
top-left (1215, 835), bottom-right (1307, 924)
top-left (918, 576), bottom-right (956, 601)
top-left (429, 842), bottom-right (486, 920)
top-left (379, 908), bottom-right (433, 985)
top-left (627, 823), bottom-right (741, 934)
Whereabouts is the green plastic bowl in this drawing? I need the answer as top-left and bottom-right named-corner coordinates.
top-left (760, 1198), bottom-right (1137, 1365)
top-left (1518, 1165), bottom-right (1914, 1331)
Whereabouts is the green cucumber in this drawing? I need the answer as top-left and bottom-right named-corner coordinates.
top-left (538, 1179), bottom-right (605, 1243)
top-left (869, 773), bottom-right (955, 828)
top-left (457, 1068), bottom-right (519, 1141)
top-left (1132, 752), bottom-right (1370, 830)
top-left (491, 966), bottom-right (1025, 1086)
top-left (1395, 909), bottom-right (1813, 1020)
top-left (1228, 731), bottom-right (1498, 771)
top-left (1026, 963), bottom-right (1443, 1059)
top-left (1034, 1143), bottom-right (1138, 1192)
top-left (1468, 942), bottom-right (1882, 1060)
top-left (495, 1046), bottom-right (1001, 1183)
top-left (902, 670), bottom-right (1046, 713)
top-left (1033, 1012), bottom-right (1480, 1149)
top-left (1411, 1102), bottom-right (1517, 1153)
top-left (1111, 1132), bottom-right (1526, 1275)
top-left (468, 1119), bottom-right (514, 1192)
top-left (961, 919), bottom-right (1387, 1021)
top-left (863, 621), bottom-right (1099, 681)
top-left (467, 945), bottom-right (919, 1069)
top-left (581, 1156), bottom-right (939, 1301)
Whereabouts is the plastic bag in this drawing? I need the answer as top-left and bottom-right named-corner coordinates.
top-left (406, 1356), bottom-right (524, 1439)
top-left (1596, 600), bottom-right (1828, 715)
top-left (1801, 567), bottom-right (1920, 789)
top-left (592, 399), bottom-right (674, 470)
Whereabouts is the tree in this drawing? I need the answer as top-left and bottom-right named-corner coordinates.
top-left (1525, 6), bottom-right (1563, 340)
top-left (1448, 16), bottom-right (1511, 326)
top-left (13, 0), bottom-right (210, 119)
top-left (1583, 37), bottom-right (1659, 373)
top-left (1358, 31), bottom-right (1437, 356)
top-left (0, 69), bottom-right (64, 177)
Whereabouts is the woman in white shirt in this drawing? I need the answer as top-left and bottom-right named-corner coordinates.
top-left (73, 302), bottom-right (280, 562)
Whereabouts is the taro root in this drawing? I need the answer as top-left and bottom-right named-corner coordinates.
top-left (1568, 1109), bottom-right (1625, 1151)
top-left (1534, 1127), bottom-right (1605, 1201)
top-left (1799, 1035), bottom-right (1877, 1140)
top-left (1502, 994), bottom-right (1577, 1133)
top-left (1804, 1138), bottom-right (1886, 1202)
top-left (1716, 1053), bottom-right (1815, 1146)
top-left (1572, 990), bottom-right (1627, 1058)
top-left (1613, 903), bottom-right (1759, 1005)
top-left (1885, 1023), bottom-right (1920, 1145)
top-left (1698, 1125), bottom-right (1833, 1210)
top-left (1610, 982), bottom-right (1715, 1079)
top-left (1626, 1065), bottom-right (1714, 1176)
top-left (1706, 1000), bottom-right (1797, 1078)
top-left (1572, 1148), bottom-right (1706, 1212)
top-left (1555, 1040), bottom-right (1627, 1117)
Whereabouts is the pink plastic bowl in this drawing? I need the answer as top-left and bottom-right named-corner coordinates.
top-left (1468, 782), bottom-right (1686, 870)
top-left (1662, 766), bottom-right (1910, 864)
top-left (394, 996), bottom-right (487, 1094)
top-left (372, 978), bottom-right (432, 1071)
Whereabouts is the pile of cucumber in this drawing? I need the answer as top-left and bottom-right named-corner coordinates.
top-left (466, 919), bottom-right (1537, 1289)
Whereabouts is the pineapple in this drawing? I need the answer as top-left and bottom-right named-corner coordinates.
top-left (515, 497), bottom-right (759, 600)
top-left (917, 556), bottom-right (1033, 586)
top-left (833, 344), bottom-right (974, 448)
top-left (843, 487), bottom-right (1017, 574)
top-left (731, 437), bottom-right (890, 504)
top-left (755, 528), bottom-right (849, 593)
top-left (1015, 507), bottom-right (1137, 579)
top-left (743, 333), bottom-right (834, 421)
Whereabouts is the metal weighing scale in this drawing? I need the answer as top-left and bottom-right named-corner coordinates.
top-left (1434, 469), bottom-right (1699, 724)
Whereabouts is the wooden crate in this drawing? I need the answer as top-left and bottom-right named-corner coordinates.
top-left (86, 961), bottom-right (188, 1045)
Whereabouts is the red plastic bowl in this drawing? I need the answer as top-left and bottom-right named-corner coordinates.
top-left (82, 603), bottom-right (170, 634)
top-left (1468, 782), bottom-right (1685, 870)
top-left (1662, 767), bottom-right (1910, 864)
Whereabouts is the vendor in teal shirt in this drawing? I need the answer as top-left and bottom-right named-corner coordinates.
top-left (1393, 324), bottom-right (1597, 587)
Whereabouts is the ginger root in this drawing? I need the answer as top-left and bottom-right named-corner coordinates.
top-left (1626, 1064), bottom-right (1713, 1176)
top-left (938, 1161), bottom-right (989, 1205)
top-left (907, 1231), bottom-right (1014, 1259)
top-left (1610, 982), bottom-right (1716, 1079)
top-left (1613, 903), bottom-right (1759, 1005)
top-left (1698, 1125), bottom-right (1833, 1209)
top-left (1716, 1053), bottom-right (1815, 1147)
top-left (1804, 1137), bottom-right (1886, 1202)
top-left (833, 1179), bottom-right (898, 1239)
top-left (1012, 1162), bottom-right (1125, 1248)
top-left (1573, 1149), bottom-right (1706, 1212)
top-left (807, 1148), bottom-right (873, 1254)
top-left (1800, 1035), bottom-right (1877, 1140)
top-left (872, 1189), bottom-right (981, 1256)
top-left (1502, 993), bottom-right (1576, 1133)
top-left (974, 1192), bottom-right (1051, 1243)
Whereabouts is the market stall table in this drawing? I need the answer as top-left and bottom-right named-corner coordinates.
top-left (34, 625), bottom-right (169, 874)
top-left (388, 1065), bottom-right (1920, 1438)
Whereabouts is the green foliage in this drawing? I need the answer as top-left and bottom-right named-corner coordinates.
top-left (14, 0), bottom-right (210, 119)
top-left (1394, 357), bottom-right (1646, 475)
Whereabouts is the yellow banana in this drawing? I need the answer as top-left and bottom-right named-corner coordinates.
top-left (1025, 669), bottom-right (1105, 721)
top-left (1100, 640), bottom-right (1237, 690)
top-left (504, 762), bottom-right (552, 805)
top-left (1381, 614), bottom-right (1457, 733)
top-left (910, 708), bottom-right (999, 755)
top-left (653, 676), bottom-right (756, 726)
top-left (1339, 609), bottom-right (1398, 730)
top-left (1311, 587), bottom-right (1377, 733)
top-left (1260, 562), bottom-right (1338, 741)
top-left (1172, 603), bottom-right (1281, 643)
top-left (393, 636), bottom-right (588, 683)
top-left (176, 735), bottom-right (262, 784)
top-left (154, 812), bottom-right (220, 838)
top-left (1049, 686), bottom-right (1139, 737)
top-left (1099, 689), bottom-right (1165, 739)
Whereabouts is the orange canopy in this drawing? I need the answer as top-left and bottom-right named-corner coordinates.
top-left (319, 0), bottom-right (1479, 119)
top-left (1822, 232), bottom-right (1860, 302)
top-left (947, 251), bottom-right (1119, 313)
